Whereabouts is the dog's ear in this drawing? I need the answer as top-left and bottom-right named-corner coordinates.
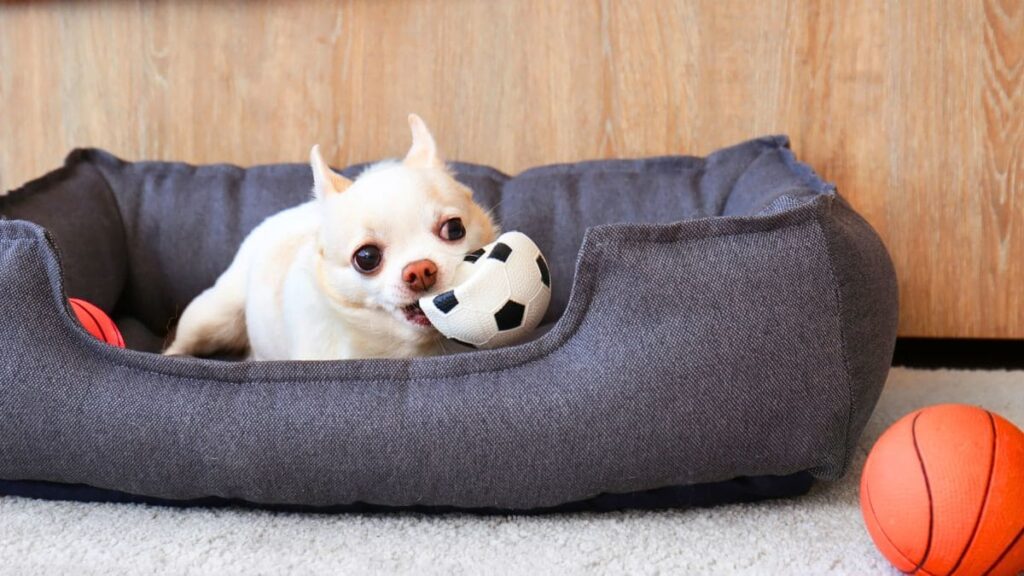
top-left (403, 114), bottom-right (444, 169)
top-left (310, 145), bottom-right (352, 199)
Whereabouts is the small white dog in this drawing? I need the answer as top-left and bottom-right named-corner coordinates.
top-left (164, 115), bottom-right (498, 360)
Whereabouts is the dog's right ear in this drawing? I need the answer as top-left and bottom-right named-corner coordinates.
top-left (310, 145), bottom-right (352, 199)
top-left (404, 114), bottom-right (444, 169)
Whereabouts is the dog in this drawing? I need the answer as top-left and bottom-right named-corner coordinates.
top-left (164, 115), bottom-right (499, 360)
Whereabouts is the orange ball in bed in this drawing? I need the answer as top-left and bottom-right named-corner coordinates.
top-left (860, 404), bottom-right (1024, 576)
top-left (69, 297), bottom-right (125, 348)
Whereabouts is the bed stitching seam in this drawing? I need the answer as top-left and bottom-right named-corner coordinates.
top-left (814, 197), bottom-right (855, 478)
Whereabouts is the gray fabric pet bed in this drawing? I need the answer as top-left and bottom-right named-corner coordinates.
top-left (0, 136), bottom-right (898, 511)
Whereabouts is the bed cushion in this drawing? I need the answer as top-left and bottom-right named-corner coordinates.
top-left (0, 136), bottom-right (898, 510)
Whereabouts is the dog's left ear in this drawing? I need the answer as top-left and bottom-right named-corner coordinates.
top-left (403, 114), bottom-right (444, 169)
top-left (310, 145), bottom-right (352, 199)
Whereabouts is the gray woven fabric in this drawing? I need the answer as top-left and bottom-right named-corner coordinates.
top-left (0, 136), bottom-right (898, 509)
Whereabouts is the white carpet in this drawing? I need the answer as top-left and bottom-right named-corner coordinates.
top-left (1, 367), bottom-right (1021, 575)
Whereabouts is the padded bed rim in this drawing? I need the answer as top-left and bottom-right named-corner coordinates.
top-left (11, 192), bottom-right (834, 385)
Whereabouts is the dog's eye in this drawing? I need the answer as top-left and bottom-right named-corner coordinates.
top-left (439, 218), bottom-right (466, 241)
top-left (352, 245), bottom-right (382, 273)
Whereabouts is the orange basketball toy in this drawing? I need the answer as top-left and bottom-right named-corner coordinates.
top-left (860, 404), bottom-right (1024, 576)
top-left (69, 298), bottom-right (125, 348)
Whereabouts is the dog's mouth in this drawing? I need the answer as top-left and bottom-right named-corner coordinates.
top-left (401, 301), bottom-right (433, 327)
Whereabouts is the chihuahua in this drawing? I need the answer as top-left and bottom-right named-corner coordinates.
top-left (164, 115), bottom-right (498, 360)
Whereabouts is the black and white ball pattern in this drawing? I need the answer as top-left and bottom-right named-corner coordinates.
top-left (420, 231), bottom-right (551, 349)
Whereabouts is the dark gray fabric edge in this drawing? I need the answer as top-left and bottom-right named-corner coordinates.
top-left (759, 141), bottom-right (897, 482)
top-left (818, 197), bottom-right (899, 477)
top-left (4, 195), bottom-right (833, 385)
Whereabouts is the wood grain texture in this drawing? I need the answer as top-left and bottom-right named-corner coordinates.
top-left (1, 0), bottom-right (1022, 337)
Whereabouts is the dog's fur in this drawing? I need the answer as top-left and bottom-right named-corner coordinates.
top-left (164, 115), bottom-right (498, 360)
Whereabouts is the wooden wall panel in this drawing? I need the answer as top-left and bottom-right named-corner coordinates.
top-left (1, 0), bottom-right (1022, 337)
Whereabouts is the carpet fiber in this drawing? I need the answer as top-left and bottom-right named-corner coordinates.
top-left (1, 367), bottom-right (1021, 575)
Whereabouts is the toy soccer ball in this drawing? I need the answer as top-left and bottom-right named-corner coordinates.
top-left (420, 231), bottom-right (551, 349)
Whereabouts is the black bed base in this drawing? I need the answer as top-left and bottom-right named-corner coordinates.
top-left (0, 472), bottom-right (814, 515)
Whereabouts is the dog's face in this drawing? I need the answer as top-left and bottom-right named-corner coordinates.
top-left (310, 115), bottom-right (498, 338)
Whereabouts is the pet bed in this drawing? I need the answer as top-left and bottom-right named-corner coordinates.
top-left (0, 136), bottom-right (898, 511)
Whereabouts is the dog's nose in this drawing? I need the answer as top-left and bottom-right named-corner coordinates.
top-left (402, 259), bottom-right (438, 292)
